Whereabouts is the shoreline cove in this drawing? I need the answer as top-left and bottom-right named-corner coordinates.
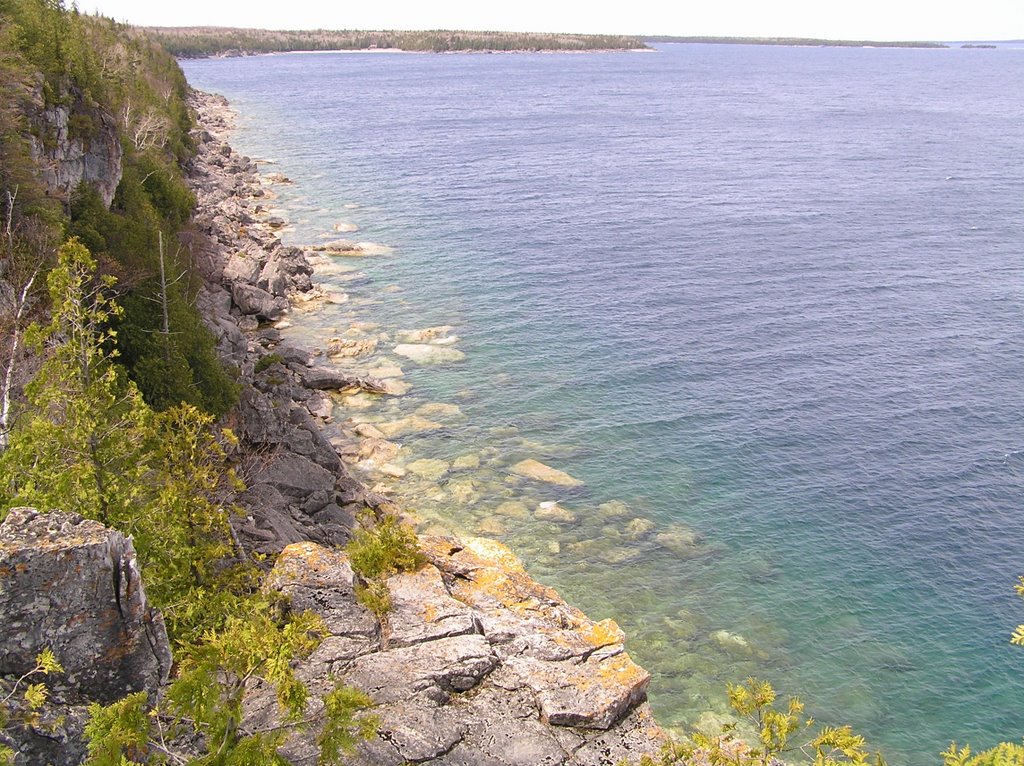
top-left (185, 88), bottom-right (668, 764)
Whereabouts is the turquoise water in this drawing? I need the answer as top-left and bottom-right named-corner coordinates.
top-left (183, 44), bottom-right (1024, 761)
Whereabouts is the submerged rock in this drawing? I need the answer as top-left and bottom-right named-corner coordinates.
top-left (452, 453), bottom-right (481, 471)
top-left (535, 501), bottom-right (579, 525)
top-left (598, 500), bottom-right (631, 519)
top-left (477, 516), bottom-right (507, 536)
top-left (494, 500), bottom-right (531, 519)
top-left (394, 343), bottom-right (466, 365)
top-left (415, 402), bottom-right (463, 420)
top-left (655, 524), bottom-right (704, 557)
top-left (397, 326), bottom-right (455, 343)
top-left (354, 422), bottom-right (387, 439)
top-left (442, 479), bottom-right (479, 506)
top-left (311, 240), bottom-right (393, 257)
top-left (510, 458), bottom-right (584, 487)
top-left (406, 458), bottom-right (450, 481)
top-left (377, 415), bottom-right (444, 439)
top-left (625, 517), bottom-right (656, 540)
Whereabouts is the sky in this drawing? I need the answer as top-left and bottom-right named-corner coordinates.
top-left (82, 0), bottom-right (1023, 41)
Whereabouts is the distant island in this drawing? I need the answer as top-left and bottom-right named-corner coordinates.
top-left (645, 35), bottom-right (949, 49)
top-left (144, 27), bottom-right (650, 57)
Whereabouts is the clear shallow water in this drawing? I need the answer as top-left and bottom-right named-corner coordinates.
top-left (183, 45), bottom-right (1024, 762)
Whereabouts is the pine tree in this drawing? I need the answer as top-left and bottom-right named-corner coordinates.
top-left (0, 237), bottom-right (151, 526)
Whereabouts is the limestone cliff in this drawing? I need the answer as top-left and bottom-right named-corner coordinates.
top-left (26, 88), bottom-right (123, 208)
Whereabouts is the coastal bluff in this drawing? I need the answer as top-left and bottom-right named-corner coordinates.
top-left (185, 86), bottom-right (665, 766)
top-left (0, 80), bottom-right (665, 763)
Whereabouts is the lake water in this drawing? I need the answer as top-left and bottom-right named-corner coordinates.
top-left (182, 43), bottom-right (1024, 762)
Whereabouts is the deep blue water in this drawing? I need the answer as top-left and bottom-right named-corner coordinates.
top-left (183, 44), bottom-right (1024, 762)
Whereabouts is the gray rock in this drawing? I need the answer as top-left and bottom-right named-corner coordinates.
top-left (257, 256), bottom-right (290, 297)
top-left (231, 281), bottom-right (288, 320)
top-left (250, 540), bottom-right (663, 765)
top-left (386, 565), bottom-right (477, 648)
top-left (236, 386), bottom-right (342, 472)
top-left (0, 508), bottom-right (171, 698)
top-left (0, 508), bottom-right (171, 764)
top-left (277, 345), bottom-right (313, 368)
top-left (346, 634), bottom-right (498, 704)
top-left (222, 249), bottom-right (265, 286)
top-left (28, 98), bottom-right (123, 207)
top-left (264, 542), bottom-right (380, 646)
top-left (249, 452), bottom-right (335, 499)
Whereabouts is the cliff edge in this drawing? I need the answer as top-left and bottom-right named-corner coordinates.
top-left (183, 89), bottom-right (666, 764)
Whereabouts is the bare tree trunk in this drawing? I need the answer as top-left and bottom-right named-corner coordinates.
top-left (158, 230), bottom-right (171, 361)
top-left (0, 187), bottom-right (39, 451)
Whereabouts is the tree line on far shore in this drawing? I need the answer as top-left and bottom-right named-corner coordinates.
top-left (143, 26), bottom-right (649, 57)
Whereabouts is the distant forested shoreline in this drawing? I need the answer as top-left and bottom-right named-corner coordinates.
top-left (646, 35), bottom-right (949, 48)
top-left (144, 27), bottom-right (650, 57)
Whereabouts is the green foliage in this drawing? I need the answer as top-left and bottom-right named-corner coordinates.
top-left (117, 288), bottom-right (239, 417)
top-left (945, 578), bottom-right (1024, 763)
top-left (346, 512), bottom-right (422, 616)
top-left (346, 512), bottom-right (423, 581)
top-left (0, 238), bottom-right (151, 526)
top-left (943, 742), bottom-right (1024, 766)
top-left (353, 579), bottom-right (392, 618)
top-left (254, 353), bottom-right (284, 374)
top-left (84, 601), bottom-right (377, 765)
top-left (137, 403), bottom-right (246, 640)
top-left (1012, 576), bottom-right (1024, 648)
top-left (0, 649), bottom-right (65, 758)
top-left (2, 0), bottom-right (232, 418)
top-left (318, 685), bottom-right (379, 764)
top-left (631, 678), bottom-right (884, 766)
top-left (83, 692), bottom-right (149, 766)
top-left (0, 240), bottom-right (244, 643)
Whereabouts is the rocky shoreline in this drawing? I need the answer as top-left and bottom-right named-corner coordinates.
top-left (0, 88), bottom-right (666, 764)
top-left (185, 90), bottom-right (666, 764)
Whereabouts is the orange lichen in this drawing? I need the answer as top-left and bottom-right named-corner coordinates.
top-left (580, 619), bottom-right (625, 649)
top-left (268, 542), bottom-right (350, 586)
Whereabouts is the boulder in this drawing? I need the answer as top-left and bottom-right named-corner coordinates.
top-left (0, 508), bottom-right (171, 764)
top-left (0, 508), bottom-right (171, 698)
top-left (301, 368), bottom-right (391, 394)
top-left (231, 281), bottom-right (288, 320)
top-left (327, 338), bottom-right (378, 359)
top-left (535, 501), bottom-right (578, 525)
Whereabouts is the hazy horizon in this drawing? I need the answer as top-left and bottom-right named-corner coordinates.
top-left (85, 0), bottom-right (1024, 43)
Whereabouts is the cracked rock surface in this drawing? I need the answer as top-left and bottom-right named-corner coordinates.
top-left (253, 538), bottom-right (664, 765)
top-left (0, 507), bottom-right (171, 764)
